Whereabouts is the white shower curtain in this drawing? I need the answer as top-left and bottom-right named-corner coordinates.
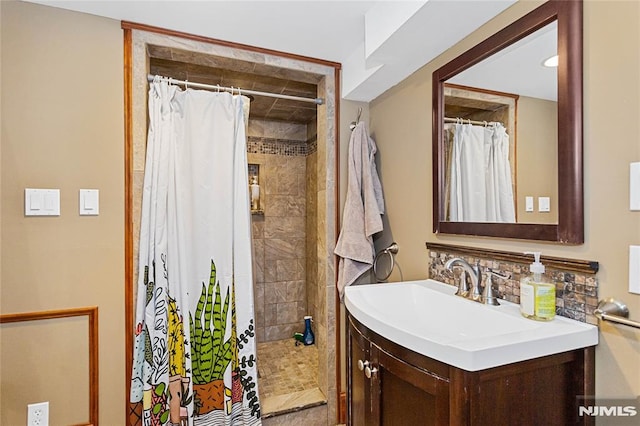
top-left (448, 122), bottom-right (515, 223)
top-left (130, 78), bottom-right (261, 426)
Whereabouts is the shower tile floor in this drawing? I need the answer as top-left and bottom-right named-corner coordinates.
top-left (257, 339), bottom-right (326, 417)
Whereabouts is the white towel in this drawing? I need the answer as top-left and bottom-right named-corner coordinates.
top-left (335, 121), bottom-right (385, 298)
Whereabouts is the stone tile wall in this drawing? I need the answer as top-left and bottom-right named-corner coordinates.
top-left (306, 150), bottom-right (318, 331)
top-left (249, 124), bottom-right (318, 343)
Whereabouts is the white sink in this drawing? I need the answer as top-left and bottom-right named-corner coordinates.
top-left (344, 279), bottom-right (598, 371)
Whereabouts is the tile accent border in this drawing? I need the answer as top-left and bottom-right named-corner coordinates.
top-left (426, 243), bottom-right (599, 325)
top-left (247, 136), bottom-right (317, 156)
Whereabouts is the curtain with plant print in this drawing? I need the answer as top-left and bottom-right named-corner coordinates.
top-left (130, 78), bottom-right (261, 426)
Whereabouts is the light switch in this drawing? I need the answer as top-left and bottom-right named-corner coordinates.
top-left (25, 189), bottom-right (60, 216)
top-left (29, 192), bottom-right (42, 210)
top-left (630, 245), bottom-right (640, 295)
top-left (538, 196), bottom-right (551, 212)
top-left (631, 162), bottom-right (640, 211)
top-left (525, 196), bottom-right (534, 212)
top-left (79, 189), bottom-right (99, 216)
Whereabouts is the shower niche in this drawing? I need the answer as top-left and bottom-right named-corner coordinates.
top-left (248, 163), bottom-right (263, 215)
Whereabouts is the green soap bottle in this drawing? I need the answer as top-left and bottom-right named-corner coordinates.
top-left (520, 251), bottom-right (556, 321)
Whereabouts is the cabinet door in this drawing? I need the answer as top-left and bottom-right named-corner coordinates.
top-left (370, 344), bottom-right (450, 426)
top-left (347, 320), bottom-right (369, 426)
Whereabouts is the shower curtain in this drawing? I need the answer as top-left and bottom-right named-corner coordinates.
top-left (130, 78), bottom-right (261, 426)
top-left (447, 122), bottom-right (516, 223)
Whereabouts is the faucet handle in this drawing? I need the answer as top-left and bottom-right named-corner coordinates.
top-left (455, 270), bottom-right (470, 297)
top-left (482, 269), bottom-right (506, 306)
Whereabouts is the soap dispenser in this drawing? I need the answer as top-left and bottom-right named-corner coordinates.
top-left (520, 252), bottom-right (556, 321)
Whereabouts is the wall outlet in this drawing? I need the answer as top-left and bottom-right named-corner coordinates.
top-left (27, 402), bottom-right (49, 426)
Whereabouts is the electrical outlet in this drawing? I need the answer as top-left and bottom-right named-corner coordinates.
top-left (27, 402), bottom-right (49, 426)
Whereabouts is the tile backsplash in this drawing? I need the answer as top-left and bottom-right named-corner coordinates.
top-left (427, 245), bottom-right (599, 325)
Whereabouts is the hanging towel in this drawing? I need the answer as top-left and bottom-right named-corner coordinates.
top-left (335, 121), bottom-right (385, 298)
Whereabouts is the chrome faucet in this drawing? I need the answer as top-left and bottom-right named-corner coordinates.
top-left (444, 258), bottom-right (482, 301)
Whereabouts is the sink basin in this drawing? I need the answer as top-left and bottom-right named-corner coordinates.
top-left (344, 279), bottom-right (598, 371)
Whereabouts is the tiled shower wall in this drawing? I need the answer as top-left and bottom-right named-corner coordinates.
top-left (248, 119), bottom-right (317, 342)
top-left (306, 119), bottom-right (319, 334)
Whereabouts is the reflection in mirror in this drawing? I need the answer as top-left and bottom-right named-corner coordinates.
top-left (443, 85), bottom-right (519, 223)
top-left (432, 0), bottom-right (583, 243)
top-left (445, 21), bottom-right (558, 224)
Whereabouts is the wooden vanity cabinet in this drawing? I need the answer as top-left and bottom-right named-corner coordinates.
top-left (347, 314), bottom-right (595, 426)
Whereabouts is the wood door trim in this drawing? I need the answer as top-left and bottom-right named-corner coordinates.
top-left (0, 307), bottom-right (99, 426)
top-left (123, 23), bottom-right (342, 425)
top-left (121, 21), bottom-right (341, 70)
top-left (123, 27), bottom-right (135, 417)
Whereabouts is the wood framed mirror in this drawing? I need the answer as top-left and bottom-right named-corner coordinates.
top-left (432, 0), bottom-right (583, 243)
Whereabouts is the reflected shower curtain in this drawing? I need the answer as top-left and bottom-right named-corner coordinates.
top-left (130, 78), bottom-right (261, 426)
top-left (448, 122), bottom-right (515, 222)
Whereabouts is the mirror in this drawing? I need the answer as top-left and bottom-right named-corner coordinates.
top-left (433, 0), bottom-right (583, 243)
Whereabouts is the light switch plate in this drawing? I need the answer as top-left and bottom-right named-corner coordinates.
top-left (630, 162), bottom-right (640, 211)
top-left (630, 245), bottom-right (640, 295)
top-left (25, 189), bottom-right (60, 216)
top-left (525, 196), bottom-right (534, 212)
top-left (79, 189), bottom-right (99, 216)
top-left (538, 196), bottom-right (551, 212)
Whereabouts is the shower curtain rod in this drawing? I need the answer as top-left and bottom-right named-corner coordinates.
top-left (147, 74), bottom-right (324, 105)
top-left (444, 117), bottom-right (502, 126)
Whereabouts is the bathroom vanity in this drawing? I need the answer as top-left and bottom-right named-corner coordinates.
top-left (345, 280), bottom-right (597, 426)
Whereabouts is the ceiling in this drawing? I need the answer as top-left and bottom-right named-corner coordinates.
top-left (449, 21), bottom-right (557, 102)
top-left (148, 48), bottom-right (320, 124)
top-left (26, 0), bottom-right (519, 123)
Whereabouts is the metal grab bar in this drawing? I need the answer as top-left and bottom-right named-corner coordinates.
top-left (594, 298), bottom-right (640, 330)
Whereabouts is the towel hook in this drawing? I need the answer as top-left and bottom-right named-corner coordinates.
top-left (349, 107), bottom-right (363, 131)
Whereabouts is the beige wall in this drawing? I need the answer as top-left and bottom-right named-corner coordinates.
top-left (1, 1), bottom-right (125, 424)
top-left (369, 0), bottom-right (640, 401)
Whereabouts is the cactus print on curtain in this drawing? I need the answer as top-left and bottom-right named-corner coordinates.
top-left (130, 78), bottom-right (261, 426)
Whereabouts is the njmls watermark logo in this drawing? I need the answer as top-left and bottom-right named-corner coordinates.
top-left (577, 396), bottom-right (640, 425)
